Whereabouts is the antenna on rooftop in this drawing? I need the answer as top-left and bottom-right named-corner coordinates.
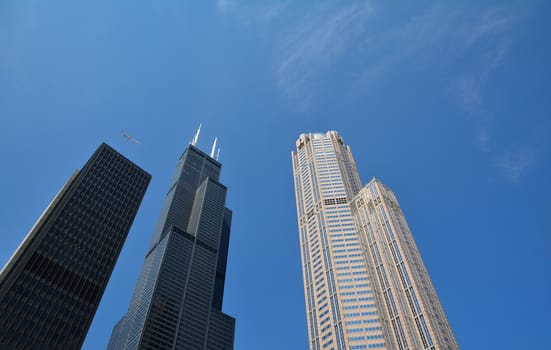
top-left (210, 137), bottom-right (218, 158)
top-left (216, 148), bottom-right (221, 161)
top-left (191, 124), bottom-right (202, 146)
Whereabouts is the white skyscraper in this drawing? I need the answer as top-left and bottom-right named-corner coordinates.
top-left (292, 131), bottom-right (458, 350)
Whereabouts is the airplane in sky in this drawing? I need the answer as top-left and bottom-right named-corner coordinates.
top-left (121, 130), bottom-right (141, 144)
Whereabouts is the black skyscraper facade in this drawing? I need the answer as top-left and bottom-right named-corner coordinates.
top-left (107, 144), bottom-right (235, 350)
top-left (0, 143), bottom-right (151, 350)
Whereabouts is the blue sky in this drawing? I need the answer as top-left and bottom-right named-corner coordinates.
top-left (1, 1), bottom-right (550, 349)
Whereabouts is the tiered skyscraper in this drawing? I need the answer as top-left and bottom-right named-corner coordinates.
top-left (292, 131), bottom-right (458, 350)
top-left (108, 140), bottom-right (235, 350)
top-left (0, 143), bottom-right (151, 349)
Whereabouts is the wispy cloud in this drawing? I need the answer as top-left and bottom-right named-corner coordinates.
top-left (496, 149), bottom-right (535, 182)
top-left (275, 2), bottom-right (374, 110)
top-left (217, 0), bottom-right (374, 110)
top-left (217, 0), bottom-right (535, 180)
top-left (454, 40), bottom-right (510, 154)
top-left (270, 2), bottom-right (524, 111)
top-left (448, 2), bottom-right (534, 180)
top-left (215, 0), bottom-right (288, 26)
top-left (456, 76), bottom-right (483, 117)
top-left (454, 35), bottom-right (512, 123)
top-left (451, 3), bottom-right (526, 150)
top-left (216, 0), bottom-right (234, 13)
top-left (354, 5), bottom-right (460, 88)
top-left (463, 6), bottom-right (517, 46)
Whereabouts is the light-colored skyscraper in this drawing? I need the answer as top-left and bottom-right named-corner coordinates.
top-left (292, 131), bottom-right (458, 350)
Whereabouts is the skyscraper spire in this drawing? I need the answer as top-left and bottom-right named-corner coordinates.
top-left (210, 137), bottom-right (218, 158)
top-left (191, 123), bottom-right (202, 146)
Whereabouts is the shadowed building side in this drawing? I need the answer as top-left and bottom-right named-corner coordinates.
top-left (0, 143), bottom-right (151, 350)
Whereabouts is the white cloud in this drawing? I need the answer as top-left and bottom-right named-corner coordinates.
top-left (216, 1), bottom-right (528, 112)
top-left (447, 3), bottom-right (532, 179)
top-left (256, 2), bottom-right (288, 23)
top-left (215, 1), bottom-right (288, 26)
top-left (216, 1), bottom-right (536, 180)
top-left (456, 76), bottom-right (483, 117)
top-left (496, 150), bottom-right (535, 182)
top-left (475, 127), bottom-right (491, 153)
top-left (463, 7), bottom-right (516, 46)
top-left (276, 1), bottom-right (374, 110)
top-left (455, 39), bottom-right (512, 115)
top-left (277, 2), bottom-right (520, 107)
top-left (453, 38), bottom-right (512, 154)
top-left (217, 1), bottom-right (536, 180)
top-left (216, 0), bottom-right (234, 13)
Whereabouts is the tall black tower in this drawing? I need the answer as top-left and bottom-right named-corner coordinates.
top-left (107, 142), bottom-right (235, 350)
top-left (0, 143), bottom-right (151, 349)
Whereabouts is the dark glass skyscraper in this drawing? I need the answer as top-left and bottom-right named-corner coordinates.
top-left (0, 143), bottom-right (151, 349)
top-left (108, 143), bottom-right (235, 350)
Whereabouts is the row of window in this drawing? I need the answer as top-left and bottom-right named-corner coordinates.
top-left (344, 311), bottom-right (377, 318)
top-left (350, 334), bottom-right (383, 341)
top-left (346, 319), bottom-right (379, 325)
top-left (342, 297), bottom-right (374, 303)
top-left (341, 290), bottom-right (373, 297)
top-left (351, 343), bottom-right (385, 349)
top-left (343, 304), bottom-right (375, 310)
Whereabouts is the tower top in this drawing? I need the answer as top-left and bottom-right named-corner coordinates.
top-left (188, 124), bottom-right (221, 162)
top-left (191, 124), bottom-right (202, 146)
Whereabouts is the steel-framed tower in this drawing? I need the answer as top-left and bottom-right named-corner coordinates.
top-left (108, 138), bottom-right (234, 350)
top-left (0, 143), bottom-right (150, 349)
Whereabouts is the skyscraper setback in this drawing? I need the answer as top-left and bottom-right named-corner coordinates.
top-left (108, 140), bottom-right (235, 350)
top-left (0, 143), bottom-right (151, 349)
top-left (292, 131), bottom-right (458, 350)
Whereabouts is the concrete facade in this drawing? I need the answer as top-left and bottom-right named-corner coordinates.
top-left (292, 131), bottom-right (458, 350)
